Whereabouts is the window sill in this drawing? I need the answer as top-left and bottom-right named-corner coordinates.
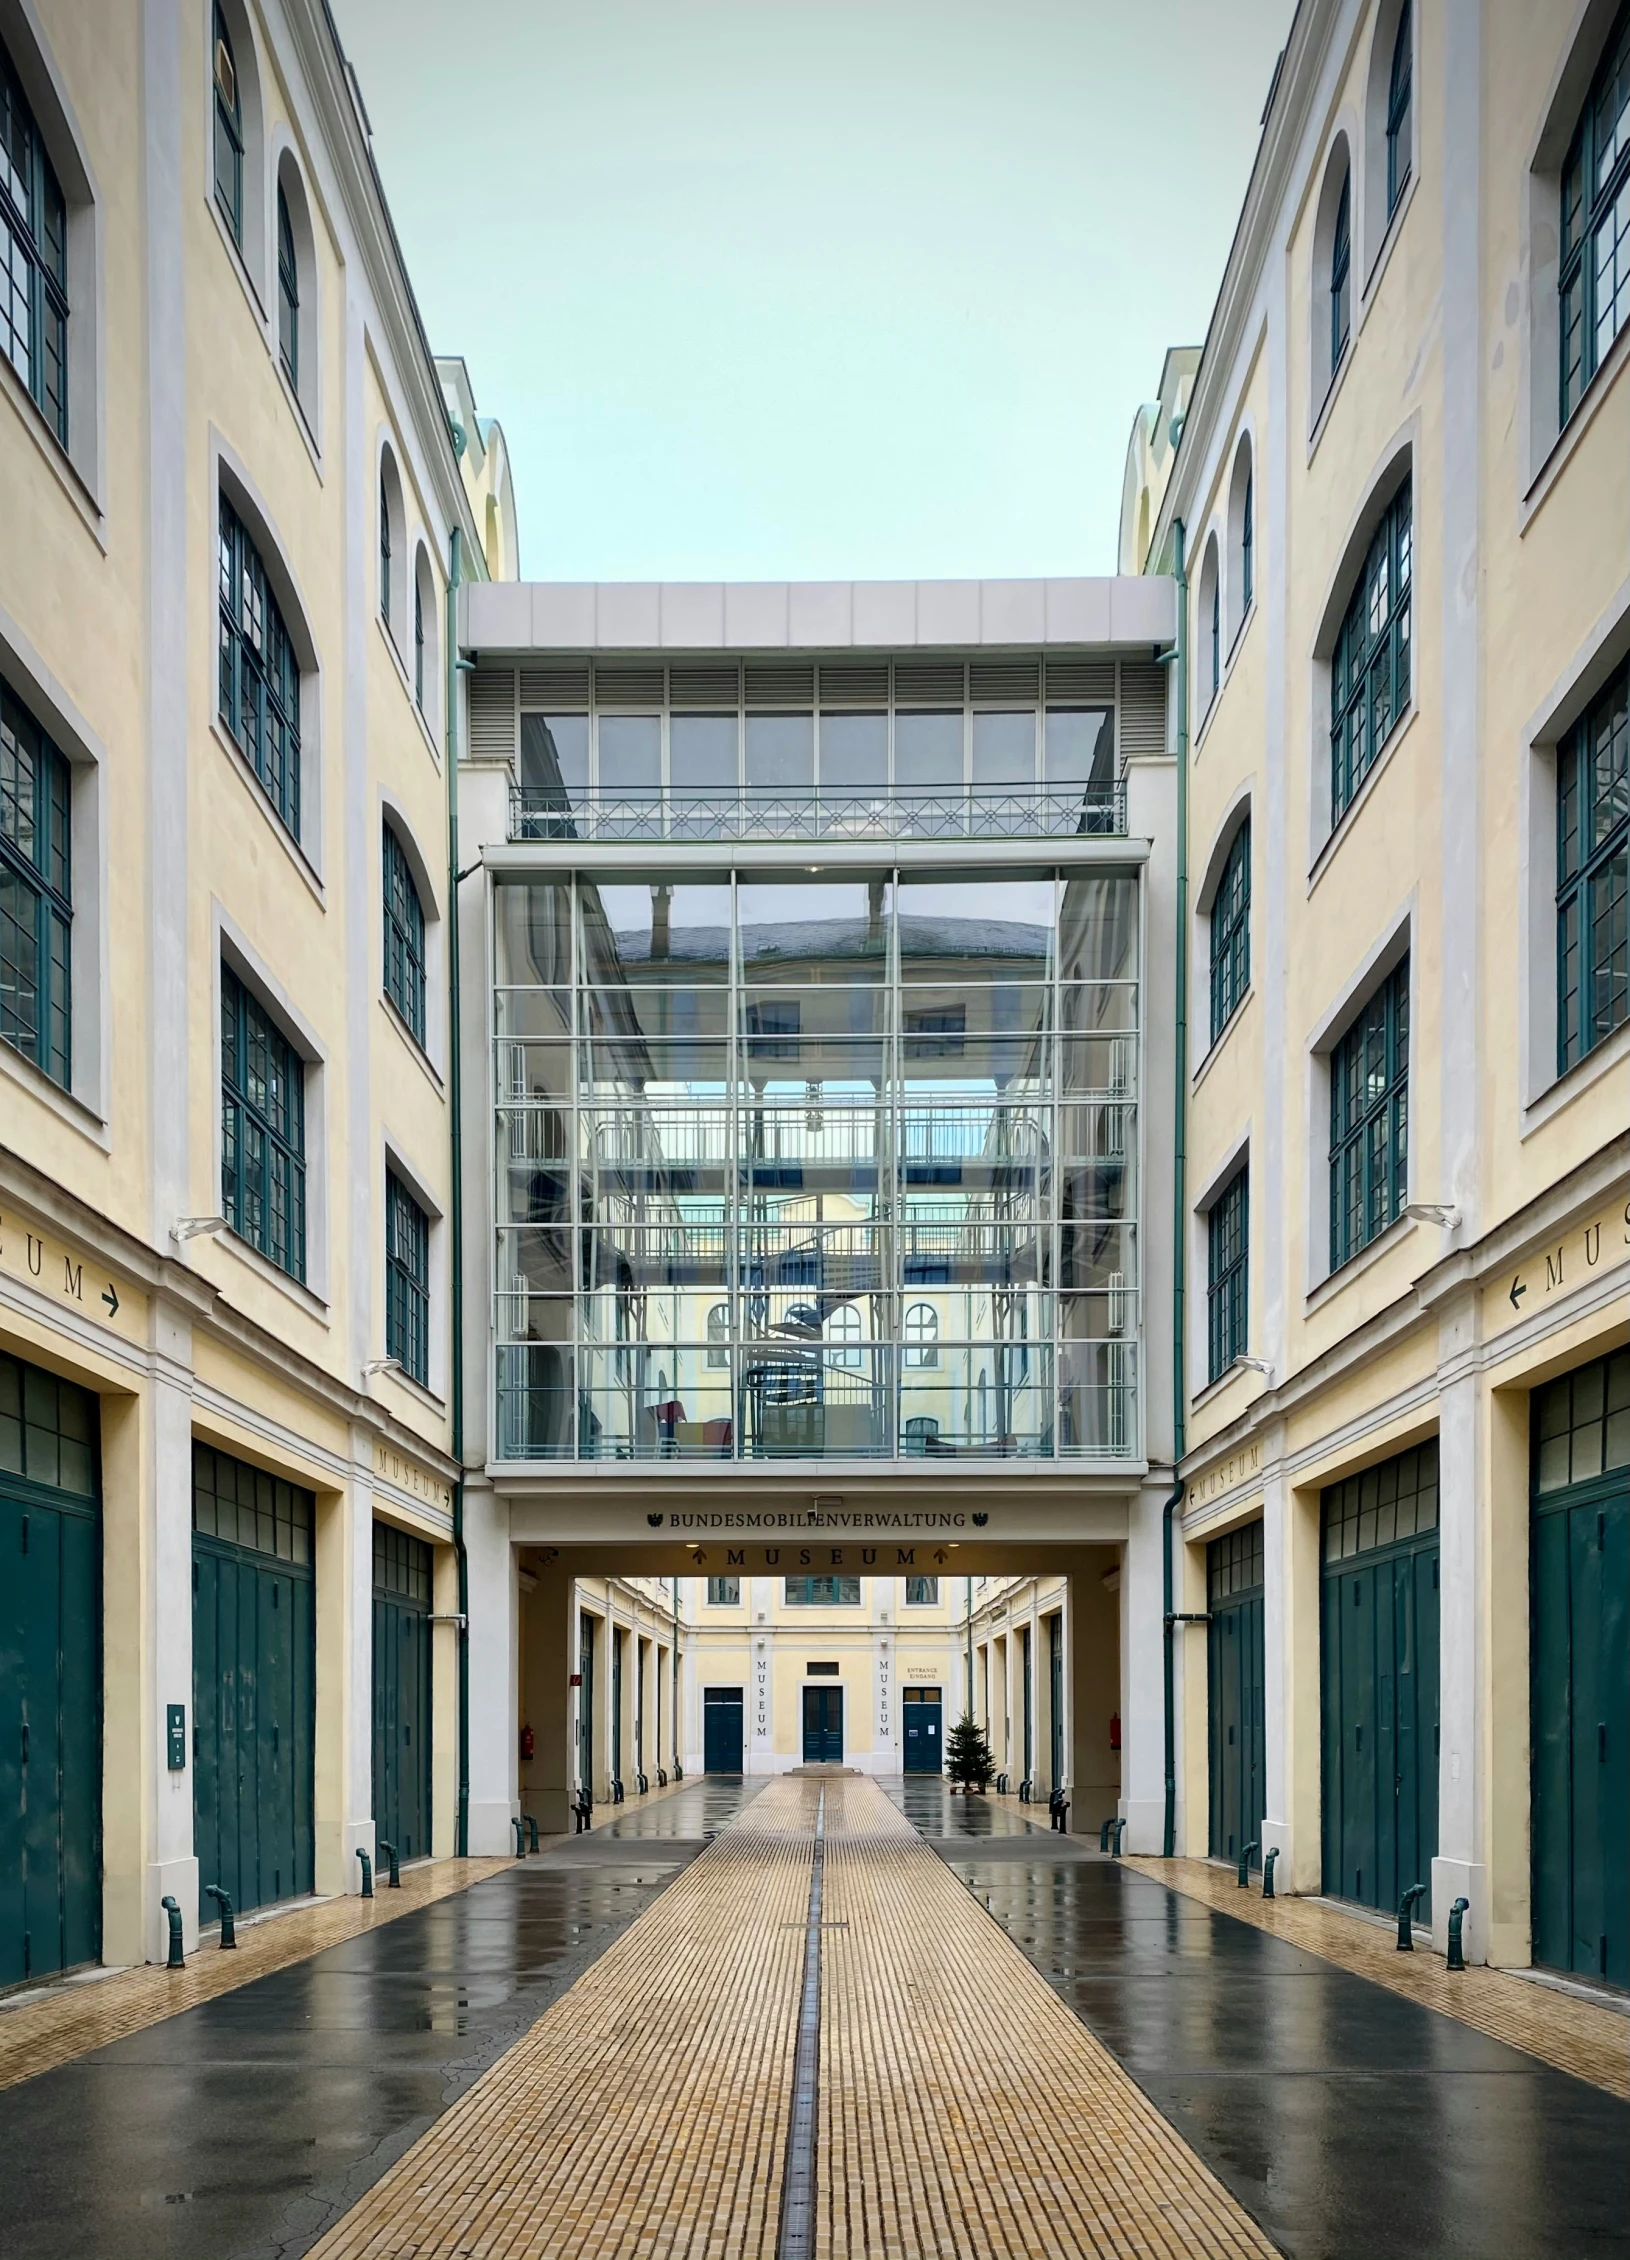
top-left (0, 353), bottom-right (106, 548)
top-left (1307, 703), bottom-right (1418, 898)
top-left (1304, 1209), bottom-right (1417, 1315)
top-left (1307, 337), bottom-right (1354, 463)
top-left (210, 719), bottom-right (326, 905)
top-left (1193, 989), bottom-right (1254, 1089)
top-left (1521, 321), bottom-right (1630, 534)
top-left (383, 994), bottom-right (444, 1092)
top-left (0, 1037), bottom-right (110, 1151)
top-left (1359, 167), bottom-right (1417, 321)
top-left (214, 1226), bottom-right (330, 1322)
top-left (1521, 1017), bottom-right (1630, 1141)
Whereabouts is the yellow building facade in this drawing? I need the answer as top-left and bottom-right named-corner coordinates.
top-left (1125, 0), bottom-right (1628, 1975)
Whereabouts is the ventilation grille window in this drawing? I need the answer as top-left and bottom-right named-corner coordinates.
top-left (818, 661), bottom-right (890, 707)
top-left (1117, 659), bottom-right (1166, 761)
top-left (594, 663), bottom-right (666, 709)
top-left (1045, 657), bottom-right (1115, 705)
top-left (668, 662), bottom-right (742, 710)
top-left (468, 667), bottom-right (518, 763)
top-left (893, 659), bottom-right (966, 706)
top-left (744, 661), bottom-right (815, 709)
top-left (520, 663), bottom-right (590, 710)
top-left (969, 659), bottom-right (1040, 706)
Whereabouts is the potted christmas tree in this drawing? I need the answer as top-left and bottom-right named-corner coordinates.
top-left (945, 1712), bottom-right (995, 1794)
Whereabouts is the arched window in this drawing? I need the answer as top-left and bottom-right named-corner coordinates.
top-left (1557, 657), bottom-right (1629, 1071)
top-left (218, 493), bottom-right (301, 837)
top-left (1561, 8), bottom-right (1630, 426)
top-left (904, 1302), bottom-right (939, 1369)
top-left (0, 41), bottom-right (68, 446)
top-left (1226, 437), bottom-right (1254, 645)
top-left (826, 1304), bottom-right (862, 1367)
top-left (1330, 170), bottom-right (1351, 372)
top-left (382, 822), bottom-right (426, 1044)
top-left (413, 572), bottom-right (424, 707)
top-left (212, 6), bottom-right (243, 241)
top-left (1331, 478), bottom-right (1411, 826)
top-left (1197, 534), bottom-right (1221, 713)
top-left (379, 464), bottom-right (392, 629)
top-left (1209, 818), bottom-right (1251, 1043)
top-left (276, 184), bottom-right (298, 386)
top-left (705, 1302), bottom-right (729, 1367)
top-left (378, 444), bottom-right (407, 649)
top-left (1386, 2), bottom-right (1413, 217)
top-left (0, 680), bottom-right (72, 1086)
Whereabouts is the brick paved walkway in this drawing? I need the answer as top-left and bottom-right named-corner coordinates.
top-left (304, 1776), bottom-right (1275, 2260)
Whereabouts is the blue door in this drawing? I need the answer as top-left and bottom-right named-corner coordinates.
top-left (903, 1686), bottom-right (942, 1772)
top-left (802, 1684), bottom-right (843, 1763)
top-left (703, 1686), bottom-right (744, 1771)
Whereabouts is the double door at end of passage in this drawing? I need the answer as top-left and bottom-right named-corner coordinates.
top-left (903, 1686), bottom-right (942, 1772)
top-left (703, 1685), bottom-right (744, 1771)
top-left (372, 1524), bottom-right (433, 1866)
top-left (802, 1684), bottom-right (843, 1764)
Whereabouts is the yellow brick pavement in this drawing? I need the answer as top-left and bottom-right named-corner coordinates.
top-left (1125, 1855), bottom-right (1629, 2101)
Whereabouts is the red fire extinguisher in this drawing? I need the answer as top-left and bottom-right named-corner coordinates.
top-left (1109, 1712), bottom-right (1121, 1752)
top-left (519, 1722), bottom-right (535, 1762)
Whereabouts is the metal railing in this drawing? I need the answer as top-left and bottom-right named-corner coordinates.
top-left (508, 782), bottom-right (1128, 844)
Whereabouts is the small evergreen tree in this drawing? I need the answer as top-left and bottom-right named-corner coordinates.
top-left (945, 1712), bottom-right (994, 1793)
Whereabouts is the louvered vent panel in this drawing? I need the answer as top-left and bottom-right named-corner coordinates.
top-left (893, 658), bottom-right (966, 706)
top-left (468, 667), bottom-right (517, 763)
top-left (969, 658), bottom-right (1040, 706)
top-left (520, 663), bottom-right (591, 709)
top-left (593, 663), bottom-right (666, 709)
top-left (1045, 657), bottom-right (1115, 705)
top-left (1117, 659), bottom-right (1168, 760)
top-left (668, 661), bottom-right (742, 709)
top-left (744, 661), bottom-right (815, 709)
top-left (817, 660), bottom-right (890, 707)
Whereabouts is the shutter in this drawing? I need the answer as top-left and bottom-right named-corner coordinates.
top-left (1117, 658), bottom-right (1167, 759)
top-left (520, 662), bottom-right (591, 709)
top-left (468, 667), bottom-right (517, 764)
top-left (893, 658), bottom-right (965, 706)
top-left (744, 661), bottom-right (815, 709)
top-left (668, 661), bottom-right (741, 710)
top-left (1045, 656), bottom-right (1115, 705)
top-left (817, 660), bottom-right (890, 707)
top-left (969, 658), bottom-right (1040, 706)
top-left (593, 662), bottom-right (665, 709)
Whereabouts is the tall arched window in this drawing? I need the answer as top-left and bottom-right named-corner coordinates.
top-left (1, 41), bottom-right (68, 447)
top-left (1561, 8), bottom-right (1630, 427)
top-left (705, 1302), bottom-right (729, 1367)
top-left (379, 464), bottom-right (392, 629)
top-left (827, 1304), bottom-right (862, 1367)
top-left (1209, 819), bottom-right (1251, 1043)
top-left (1330, 478), bottom-right (1412, 826)
top-left (276, 183), bottom-right (298, 387)
top-left (904, 1302), bottom-right (939, 1369)
top-left (212, 6), bottom-right (243, 241)
top-left (1197, 535), bottom-right (1221, 713)
top-left (1386, 2), bottom-right (1413, 216)
top-left (382, 822), bottom-right (427, 1045)
top-left (1226, 436), bottom-right (1254, 645)
top-left (1330, 170), bottom-right (1352, 373)
top-left (218, 493), bottom-right (301, 837)
top-left (413, 572), bottom-right (424, 708)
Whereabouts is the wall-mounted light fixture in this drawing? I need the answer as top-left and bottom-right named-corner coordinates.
top-left (171, 1215), bottom-right (228, 1242)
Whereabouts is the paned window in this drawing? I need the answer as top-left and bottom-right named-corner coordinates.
top-left (1240, 473), bottom-right (1253, 615)
top-left (1207, 1166), bottom-right (1249, 1384)
top-left (414, 574), bottom-right (425, 708)
top-left (1322, 1440), bottom-right (1438, 1562)
top-left (193, 1441), bottom-right (312, 1564)
top-left (705, 1576), bottom-right (741, 1605)
top-left (0, 681), bottom-right (71, 1086)
top-left (385, 1170), bottom-right (430, 1387)
top-left (0, 1348), bottom-right (96, 1494)
top-left (1557, 656), bottom-right (1628, 1073)
top-left (211, 7), bottom-right (242, 242)
top-left (1329, 957), bottom-right (1409, 1271)
top-left (379, 466), bottom-right (392, 628)
top-left (903, 1301), bottom-right (939, 1368)
top-left (904, 1575), bottom-right (939, 1604)
top-left (705, 1301), bottom-right (729, 1367)
top-left (276, 183), bottom-right (297, 387)
top-left (826, 1304), bottom-right (862, 1366)
top-left (1387, 2), bottom-right (1413, 216)
top-left (1209, 568), bottom-right (1220, 703)
top-left (1534, 1349), bottom-right (1630, 1493)
top-left (1209, 818), bottom-right (1250, 1042)
top-left (0, 41), bottom-right (68, 444)
top-left (1561, 6), bottom-right (1630, 426)
top-left (1330, 171), bottom-right (1351, 374)
top-left (784, 1576), bottom-right (861, 1605)
top-left (221, 963), bottom-right (306, 1281)
top-left (1207, 1518), bottom-right (1263, 1605)
top-left (218, 495), bottom-right (301, 837)
top-left (374, 1522), bottom-right (432, 1605)
top-left (382, 823), bottom-right (426, 1044)
top-left (1330, 480), bottom-right (1411, 826)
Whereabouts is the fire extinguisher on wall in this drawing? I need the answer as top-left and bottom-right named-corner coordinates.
top-left (1109, 1713), bottom-right (1121, 1752)
top-left (519, 1723), bottom-right (535, 1762)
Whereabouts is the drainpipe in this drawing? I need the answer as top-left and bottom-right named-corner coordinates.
top-left (1162, 517), bottom-right (1189, 1862)
top-left (965, 1576), bottom-right (974, 1714)
top-left (446, 524), bottom-right (470, 1858)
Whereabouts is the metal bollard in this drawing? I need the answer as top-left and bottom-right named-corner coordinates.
top-left (674, 1763), bottom-right (683, 1782)
top-left (636, 1771), bottom-right (649, 1796)
top-left (526, 1813), bottom-right (541, 1853)
top-left (612, 1777), bottom-right (625, 1804)
top-left (203, 1884), bottom-right (237, 1947)
top-left (377, 1839), bottom-right (401, 1889)
top-left (1237, 1839), bottom-right (1259, 1887)
top-left (1099, 1816), bottom-right (1114, 1851)
top-left (356, 1847), bottom-right (374, 1898)
top-left (512, 1816), bottom-right (527, 1858)
top-left (657, 1767), bottom-right (667, 1788)
top-left (160, 1895), bottom-right (185, 1969)
top-left (1262, 1847), bottom-right (1279, 1898)
top-left (1447, 1896), bottom-right (1470, 1971)
top-left (1052, 1796), bottom-right (1070, 1835)
top-left (573, 1794), bottom-right (592, 1835)
top-left (1396, 1882), bottom-right (1427, 1950)
top-left (1110, 1818), bottom-right (1127, 1857)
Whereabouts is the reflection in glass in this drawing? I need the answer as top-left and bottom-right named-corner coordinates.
top-left (895, 711), bottom-right (963, 788)
top-left (746, 714), bottom-right (813, 793)
top-left (1044, 709), bottom-right (1113, 787)
top-left (670, 713), bottom-right (738, 792)
top-left (972, 711), bottom-right (1036, 784)
top-left (521, 715), bottom-right (589, 810)
top-left (819, 712), bottom-right (887, 789)
top-left (598, 715), bottom-right (661, 794)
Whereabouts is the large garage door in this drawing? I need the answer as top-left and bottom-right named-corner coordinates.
top-left (372, 1524), bottom-right (432, 1865)
top-left (1321, 1441), bottom-right (1439, 1918)
top-left (0, 1353), bottom-right (100, 1987)
top-left (1208, 1520), bottom-right (1265, 1869)
top-left (1532, 1350), bottom-right (1628, 1989)
top-left (192, 1445), bottom-right (314, 1921)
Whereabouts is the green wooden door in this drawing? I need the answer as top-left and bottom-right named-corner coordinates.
top-left (1532, 1351), bottom-right (1629, 1989)
top-left (0, 1353), bottom-right (100, 1987)
top-left (1321, 1442), bottom-right (1440, 1917)
top-left (577, 1612), bottom-right (595, 1796)
top-left (192, 1446), bottom-right (314, 1921)
top-left (1048, 1613), bottom-right (1064, 1788)
top-left (1208, 1521), bottom-right (1265, 1868)
top-left (372, 1524), bottom-right (432, 1864)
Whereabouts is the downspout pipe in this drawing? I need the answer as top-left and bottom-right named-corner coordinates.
top-left (1162, 517), bottom-right (1189, 1861)
top-left (445, 524), bottom-right (470, 1859)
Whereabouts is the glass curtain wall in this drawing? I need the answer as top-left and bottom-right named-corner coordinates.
top-left (493, 867), bottom-right (1139, 1461)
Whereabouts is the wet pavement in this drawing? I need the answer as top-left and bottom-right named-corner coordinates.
top-left (892, 1779), bottom-right (1630, 2260)
top-left (0, 1777), bottom-right (763, 2260)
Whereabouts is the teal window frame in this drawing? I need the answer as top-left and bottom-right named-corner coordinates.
top-left (211, 6), bottom-right (242, 244)
top-left (1209, 818), bottom-right (1251, 1042)
top-left (1207, 1518), bottom-right (1263, 1604)
top-left (1209, 563), bottom-right (1220, 704)
top-left (221, 964), bottom-right (306, 1282)
top-left (0, 38), bottom-right (68, 446)
top-left (1557, 656), bottom-right (1629, 1073)
top-left (1331, 480), bottom-right (1411, 826)
top-left (1330, 170), bottom-right (1351, 373)
top-left (0, 680), bottom-right (71, 1087)
top-left (1329, 957), bottom-right (1409, 1271)
top-left (276, 182), bottom-right (297, 388)
top-left (413, 573), bottom-right (425, 708)
top-left (1386, 3), bottom-right (1413, 216)
top-left (785, 1576), bottom-right (861, 1605)
top-left (374, 1520), bottom-right (432, 1605)
top-left (904, 1575), bottom-right (939, 1605)
top-left (1240, 472), bottom-right (1253, 615)
top-left (1561, 6), bottom-right (1630, 427)
top-left (379, 466), bottom-right (392, 628)
top-left (382, 823), bottom-right (427, 1044)
top-left (1207, 1166), bottom-right (1249, 1383)
top-left (218, 495), bottom-right (302, 838)
top-left (705, 1575), bottom-right (741, 1605)
top-left (385, 1170), bottom-right (430, 1387)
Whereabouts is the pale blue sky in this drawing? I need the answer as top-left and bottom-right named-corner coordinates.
top-left (336, 0), bottom-right (1293, 581)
